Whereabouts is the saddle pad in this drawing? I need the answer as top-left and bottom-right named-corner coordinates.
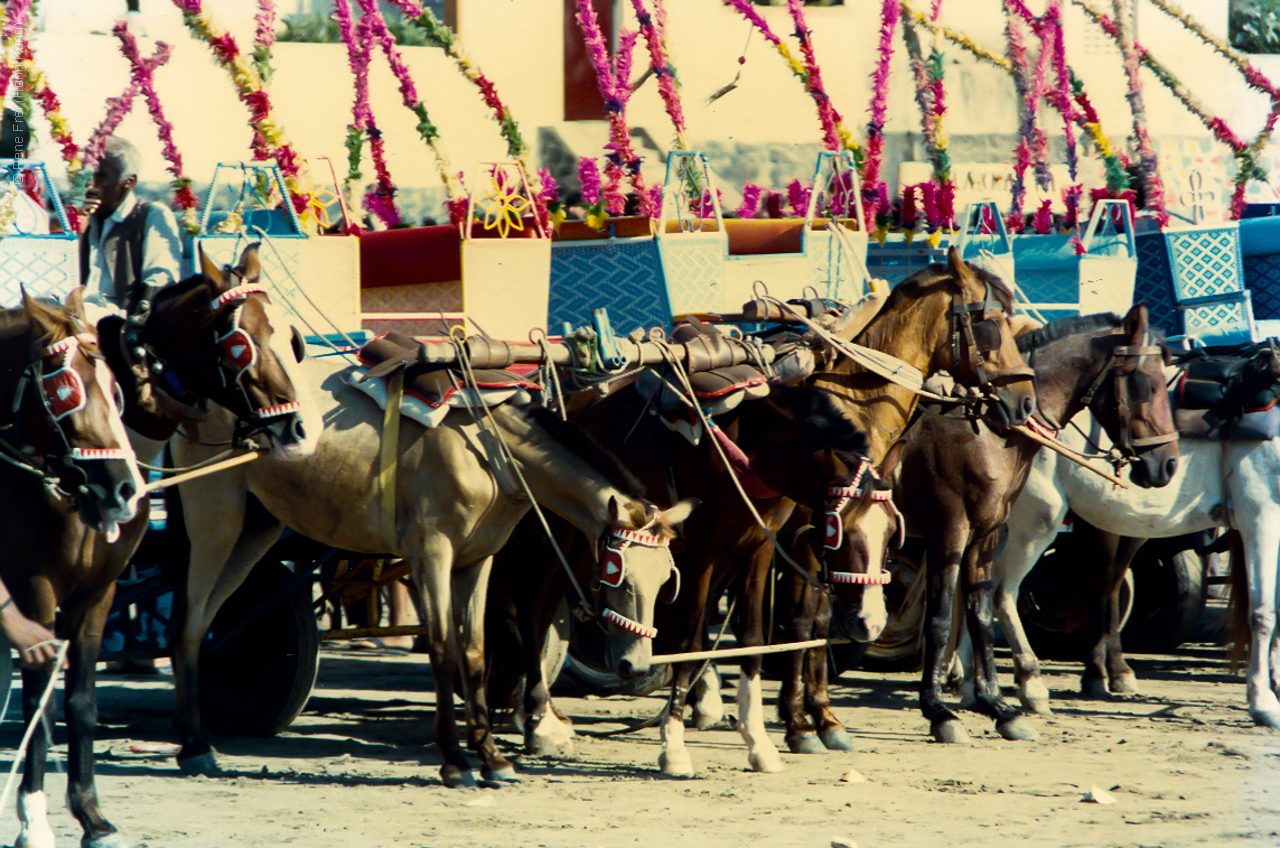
top-left (1174, 404), bottom-right (1280, 441)
top-left (348, 368), bottom-right (536, 429)
top-left (1174, 341), bottom-right (1280, 414)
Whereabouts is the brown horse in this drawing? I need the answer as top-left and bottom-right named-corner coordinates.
top-left (168, 343), bottom-right (695, 788)
top-left (894, 305), bottom-right (1178, 743)
top-left (5, 247), bottom-right (316, 848)
top-left (483, 374), bottom-right (896, 771)
top-left (727, 249), bottom-right (1038, 758)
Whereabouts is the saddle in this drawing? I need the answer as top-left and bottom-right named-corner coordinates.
top-left (636, 318), bottom-right (770, 444)
top-left (1173, 340), bottom-right (1280, 440)
top-left (349, 331), bottom-right (540, 428)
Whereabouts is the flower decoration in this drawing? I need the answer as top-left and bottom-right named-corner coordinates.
top-left (474, 165), bottom-right (532, 239)
top-left (113, 24), bottom-right (201, 233)
top-left (900, 10), bottom-right (954, 231)
top-left (629, 0), bottom-right (687, 149)
top-left (0, 0), bottom-right (35, 109)
top-left (864, 0), bottom-right (899, 228)
top-left (735, 182), bottom-right (762, 219)
top-left (786, 178), bottom-right (809, 218)
top-left (176, 0), bottom-right (319, 230)
top-left (252, 0), bottom-right (276, 85)
top-left (334, 0), bottom-right (393, 229)
top-left (577, 156), bottom-right (606, 229)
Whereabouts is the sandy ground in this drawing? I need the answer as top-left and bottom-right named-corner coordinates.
top-left (1, 632), bottom-right (1278, 848)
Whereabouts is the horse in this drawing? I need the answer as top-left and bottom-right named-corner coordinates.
top-left (733, 248), bottom-right (1038, 758)
top-left (892, 306), bottom-right (1179, 744)
top-left (984, 344), bottom-right (1280, 723)
top-left (6, 245), bottom-right (317, 848)
top-left (482, 370), bottom-right (899, 773)
top-left (0, 289), bottom-right (143, 848)
top-left (168, 339), bottom-right (696, 788)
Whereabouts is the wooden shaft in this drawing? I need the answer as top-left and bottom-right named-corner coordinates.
top-left (650, 637), bottom-right (851, 665)
top-left (1011, 424), bottom-right (1130, 488)
top-left (143, 450), bottom-right (265, 492)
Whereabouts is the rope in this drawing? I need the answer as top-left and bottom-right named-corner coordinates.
top-left (0, 641), bottom-right (70, 816)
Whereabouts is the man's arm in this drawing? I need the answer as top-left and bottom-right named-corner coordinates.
top-left (140, 202), bottom-right (184, 294)
top-left (0, 583), bottom-right (61, 668)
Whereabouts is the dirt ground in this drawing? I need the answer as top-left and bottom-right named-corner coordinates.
top-left (3, 625), bottom-right (1279, 848)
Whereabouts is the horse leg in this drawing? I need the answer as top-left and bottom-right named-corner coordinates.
top-left (993, 489), bottom-right (1069, 715)
top-left (521, 567), bottom-right (575, 757)
top-left (963, 535), bottom-right (1034, 741)
top-left (171, 484), bottom-right (283, 774)
top-left (410, 547), bottom-right (475, 788)
top-left (455, 557), bottom-right (518, 784)
top-left (1099, 534), bottom-right (1144, 696)
top-left (807, 590), bottom-right (852, 751)
top-left (659, 566), bottom-right (711, 776)
top-left (734, 547), bottom-right (785, 772)
top-left (689, 662), bottom-right (724, 730)
top-left (1239, 517), bottom-right (1280, 728)
top-left (921, 537), bottom-right (968, 743)
top-left (62, 588), bottom-right (129, 848)
top-left (15, 663), bottom-right (55, 848)
top-left (779, 567), bottom-right (819, 754)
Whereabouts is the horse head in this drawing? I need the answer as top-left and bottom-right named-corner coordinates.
top-left (932, 247), bottom-right (1036, 427)
top-left (1091, 303), bottom-right (1179, 488)
top-left (4, 289), bottom-right (143, 541)
top-left (138, 244), bottom-right (321, 459)
top-left (595, 496), bottom-right (698, 680)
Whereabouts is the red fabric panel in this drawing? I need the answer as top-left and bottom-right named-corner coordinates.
top-left (359, 225), bottom-right (462, 289)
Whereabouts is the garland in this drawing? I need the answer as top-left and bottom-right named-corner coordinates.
top-left (720, 0), bottom-right (861, 158)
top-left (865, 0), bottom-right (899, 234)
top-left (0, 0), bottom-right (35, 110)
top-left (900, 12), bottom-right (953, 232)
top-left (16, 43), bottom-right (86, 231)
top-left (573, 0), bottom-right (653, 218)
top-left (355, 0), bottom-right (467, 226)
top-left (252, 0), bottom-right (275, 86)
top-left (115, 24), bottom-right (200, 234)
top-left (335, 0), bottom-right (396, 229)
top-left (1037, 0), bottom-right (1083, 230)
top-left (390, 1), bottom-right (547, 229)
top-left (1141, 0), bottom-right (1280, 217)
top-left (629, 0), bottom-right (687, 149)
top-left (175, 0), bottom-right (319, 230)
top-left (577, 156), bottom-right (606, 229)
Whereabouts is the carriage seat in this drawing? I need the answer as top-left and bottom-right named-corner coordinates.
top-left (348, 331), bottom-right (540, 428)
top-left (1172, 340), bottom-right (1280, 440)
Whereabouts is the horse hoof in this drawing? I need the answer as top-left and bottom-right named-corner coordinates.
top-left (1249, 708), bottom-right (1280, 729)
top-left (84, 832), bottom-right (131, 848)
top-left (931, 720), bottom-right (970, 744)
top-left (176, 752), bottom-right (219, 777)
top-left (527, 735), bottom-right (575, 759)
top-left (747, 749), bottom-right (785, 773)
top-left (787, 733), bottom-right (825, 755)
top-left (1109, 673), bottom-right (1141, 695)
top-left (1019, 694), bottom-right (1053, 715)
top-left (441, 767), bottom-right (478, 789)
top-left (819, 727), bottom-right (855, 751)
top-left (484, 765), bottom-right (520, 783)
top-left (996, 717), bottom-right (1038, 742)
top-left (1081, 679), bottom-right (1109, 699)
top-left (659, 751), bottom-right (695, 777)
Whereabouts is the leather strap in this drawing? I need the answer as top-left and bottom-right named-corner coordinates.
top-left (379, 368), bottom-right (403, 547)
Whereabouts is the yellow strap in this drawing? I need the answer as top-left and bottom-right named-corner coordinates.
top-left (380, 368), bottom-right (403, 546)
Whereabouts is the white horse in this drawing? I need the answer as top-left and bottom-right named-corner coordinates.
top-left (984, 414), bottom-right (1280, 727)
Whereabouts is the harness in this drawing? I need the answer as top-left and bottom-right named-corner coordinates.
top-left (950, 283), bottom-right (1035, 408)
top-left (0, 336), bottom-right (130, 501)
top-left (595, 523), bottom-right (678, 639)
top-left (820, 457), bottom-right (903, 587)
top-left (1073, 331), bottom-right (1177, 464)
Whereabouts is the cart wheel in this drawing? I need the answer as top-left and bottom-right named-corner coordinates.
top-left (564, 615), bottom-right (670, 696)
top-left (1123, 545), bottom-right (1205, 653)
top-left (1019, 547), bottom-right (1135, 660)
top-left (859, 543), bottom-right (925, 672)
top-left (198, 563), bottom-right (320, 737)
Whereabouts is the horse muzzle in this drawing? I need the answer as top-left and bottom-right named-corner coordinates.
top-left (1128, 445), bottom-right (1179, 489)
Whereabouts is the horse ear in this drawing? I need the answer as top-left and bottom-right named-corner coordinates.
top-left (661, 498), bottom-right (699, 533)
top-left (199, 246), bottom-right (226, 291)
top-left (237, 242), bottom-right (262, 284)
top-left (1123, 302), bottom-right (1150, 343)
top-left (607, 495), bottom-right (651, 529)
top-left (877, 439), bottom-right (907, 480)
top-left (62, 287), bottom-right (92, 334)
top-left (945, 245), bottom-right (971, 291)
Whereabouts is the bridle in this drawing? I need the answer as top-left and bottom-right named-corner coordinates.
top-left (820, 457), bottom-right (903, 587)
top-left (0, 335), bottom-right (130, 500)
top-left (1076, 329), bottom-right (1178, 465)
top-left (951, 283), bottom-right (1035, 407)
top-left (596, 522), bottom-right (678, 639)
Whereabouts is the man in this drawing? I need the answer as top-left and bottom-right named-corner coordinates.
top-left (0, 582), bottom-right (62, 669)
top-left (78, 135), bottom-right (183, 325)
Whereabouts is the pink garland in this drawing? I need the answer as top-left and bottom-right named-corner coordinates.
top-left (573, 0), bottom-right (653, 216)
top-left (114, 25), bottom-right (199, 219)
top-left (786, 178), bottom-right (810, 217)
top-left (336, 0), bottom-right (397, 228)
top-left (787, 0), bottom-right (842, 152)
top-left (578, 156), bottom-right (602, 206)
top-left (0, 0), bottom-right (35, 105)
top-left (735, 183), bottom-right (762, 219)
top-left (864, 0), bottom-right (899, 225)
top-left (629, 0), bottom-right (687, 145)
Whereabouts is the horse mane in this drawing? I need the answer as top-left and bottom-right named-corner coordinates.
top-left (1016, 312), bottom-right (1169, 356)
top-left (858, 261), bottom-right (1016, 352)
top-left (771, 382), bottom-right (871, 459)
top-left (519, 404), bottom-right (648, 499)
top-left (11, 296), bottom-right (74, 348)
top-left (151, 273), bottom-right (208, 309)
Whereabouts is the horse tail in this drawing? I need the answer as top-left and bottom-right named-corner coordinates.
top-left (1224, 529), bottom-right (1250, 673)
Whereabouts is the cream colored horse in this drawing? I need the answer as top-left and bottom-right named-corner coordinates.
top-left (170, 354), bottom-right (693, 788)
